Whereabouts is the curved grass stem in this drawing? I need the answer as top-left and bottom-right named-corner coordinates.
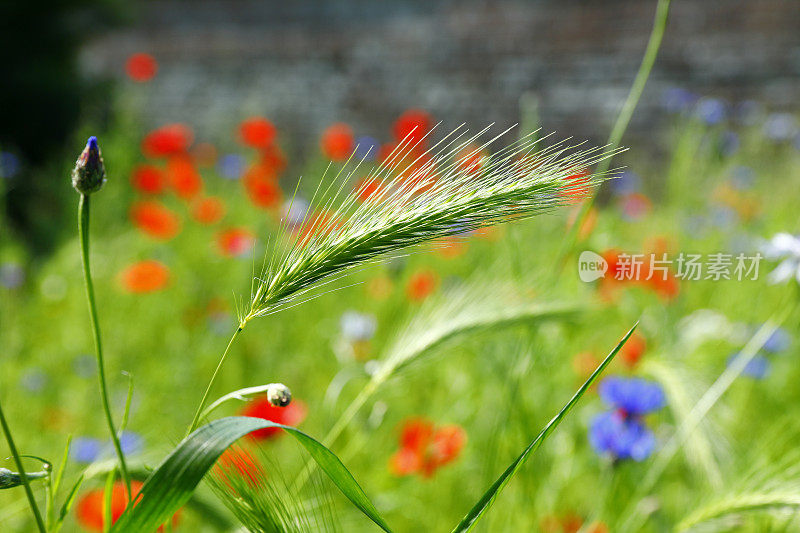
top-left (0, 398), bottom-right (46, 532)
top-left (186, 326), bottom-right (244, 437)
top-left (554, 0), bottom-right (671, 275)
top-left (78, 194), bottom-right (132, 502)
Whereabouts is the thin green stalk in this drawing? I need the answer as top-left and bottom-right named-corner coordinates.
top-left (78, 194), bottom-right (132, 501)
top-left (187, 326), bottom-right (244, 436)
top-left (0, 398), bottom-right (46, 532)
top-left (555, 0), bottom-right (671, 274)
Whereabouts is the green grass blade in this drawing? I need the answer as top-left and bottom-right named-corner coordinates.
top-left (55, 474), bottom-right (84, 531)
top-left (111, 416), bottom-right (392, 533)
top-left (450, 322), bottom-right (638, 533)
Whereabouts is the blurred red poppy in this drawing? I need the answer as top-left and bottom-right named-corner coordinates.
top-left (240, 397), bottom-right (307, 441)
top-left (321, 123), bottom-right (354, 161)
top-left (131, 164), bottom-right (167, 195)
top-left (243, 168), bottom-right (281, 209)
top-left (217, 228), bottom-right (255, 257)
top-left (406, 269), bottom-right (438, 301)
top-left (259, 145), bottom-right (288, 174)
top-left (76, 480), bottom-right (179, 532)
top-left (389, 417), bottom-right (466, 477)
top-left (214, 446), bottom-right (266, 489)
top-left (354, 177), bottom-right (385, 203)
top-left (166, 155), bottom-right (203, 199)
top-left (119, 260), bottom-right (170, 293)
top-left (239, 117), bottom-right (277, 149)
top-left (192, 196), bottom-right (226, 225)
top-left (125, 53), bottom-right (157, 82)
top-left (561, 170), bottom-right (592, 204)
top-left (393, 109), bottom-right (432, 146)
top-left (436, 237), bottom-right (467, 259)
top-left (130, 200), bottom-right (181, 240)
top-left (141, 124), bottom-right (193, 158)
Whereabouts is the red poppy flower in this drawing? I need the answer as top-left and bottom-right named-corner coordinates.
top-left (354, 177), bottom-right (385, 203)
top-left (621, 333), bottom-right (647, 368)
top-left (321, 123), bottom-right (354, 161)
top-left (561, 170), bottom-right (592, 204)
top-left (620, 192), bottom-right (652, 220)
top-left (393, 109), bottom-right (432, 146)
top-left (76, 480), bottom-right (179, 531)
top-left (141, 124), bottom-right (193, 158)
top-left (166, 156), bottom-right (203, 199)
top-left (389, 417), bottom-right (466, 478)
top-left (239, 117), bottom-right (277, 149)
top-left (192, 196), bottom-right (226, 225)
top-left (130, 200), bottom-right (181, 240)
top-left (119, 260), bottom-right (170, 293)
top-left (130, 164), bottom-right (167, 195)
top-left (214, 446), bottom-right (266, 489)
top-left (217, 228), bottom-right (255, 257)
top-left (259, 145), bottom-right (288, 174)
top-left (455, 144), bottom-right (485, 175)
top-left (243, 167), bottom-right (281, 209)
top-left (240, 397), bottom-right (307, 441)
top-left (406, 269), bottom-right (438, 301)
top-left (125, 53), bottom-right (157, 82)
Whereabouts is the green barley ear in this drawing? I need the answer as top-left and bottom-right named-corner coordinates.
top-left (71, 136), bottom-right (106, 194)
top-left (245, 126), bottom-right (621, 322)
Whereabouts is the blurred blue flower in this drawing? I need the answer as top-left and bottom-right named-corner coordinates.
top-left (694, 97), bottom-right (726, 125)
top-left (598, 376), bottom-right (666, 416)
top-left (119, 431), bottom-right (143, 455)
top-left (0, 152), bottom-right (21, 179)
top-left (354, 136), bottom-right (380, 161)
top-left (70, 437), bottom-right (102, 464)
top-left (340, 310), bottom-right (377, 342)
top-left (662, 88), bottom-right (697, 114)
top-left (761, 233), bottom-right (800, 285)
top-left (727, 353), bottom-right (770, 379)
top-left (611, 171), bottom-right (640, 196)
top-left (763, 113), bottom-right (798, 142)
top-left (217, 153), bottom-right (245, 180)
top-left (20, 369), bottom-right (48, 393)
top-left (763, 327), bottom-right (791, 353)
top-left (281, 197), bottom-right (310, 228)
top-left (589, 411), bottom-right (656, 461)
top-left (730, 166), bottom-right (755, 190)
top-left (0, 262), bottom-right (25, 289)
top-left (710, 206), bottom-right (738, 229)
top-left (72, 354), bottom-right (96, 378)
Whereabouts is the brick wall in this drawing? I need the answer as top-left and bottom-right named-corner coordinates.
top-left (81, 0), bottom-right (800, 153)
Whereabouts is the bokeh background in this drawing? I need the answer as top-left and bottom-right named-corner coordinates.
top-left (2, 1), bottom-right (800, 532)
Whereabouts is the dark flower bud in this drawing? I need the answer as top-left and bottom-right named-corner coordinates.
top-left (72, 136), bottom-right (106, 194)
top-left (0, 467), bottom-right (49, 489)
top-left (266, 383), bottom-right (292, 407)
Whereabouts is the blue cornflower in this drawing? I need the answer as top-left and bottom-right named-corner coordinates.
top-left (0, 152), bottom-right (21, 179)
top-left (589, 411), bottom-right (656, 461)
top-left (119, 431), bottom-right (143, 455)
top-left (662, 88), bottom-right (697, 114)
top-left (598, 376), bottom-right (666, 416)
top-left (727, 353), bottom-right (770, 379)
top-left (70, 437), bottom-right (102, 464)
top-left (0, 262), bottom-right (25, 289)
top-left (217, 153), bottom-right (245, 180)
top-left (763, 113), bottom-right (797, 142)
top-left (694, 97), bottom-right (726, 125)
top-left (354, 136), bottom-right (380, 161)
top-left (719, 130), bottom-right (740, 156)
top-left (611, 170), bottom-right (640, 196)
top-left (590, 376), bottom-right (665, 461)
top-left (762, 327), bottom-right (791, 354)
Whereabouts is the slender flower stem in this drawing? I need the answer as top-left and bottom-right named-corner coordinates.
top-left (554, 0), bottom-right (671, 275)
top-left (78, 194), bottom-right (132, 501)
top-left (0, 398), bottom-right (46, 532)
top-left (186, 326), bottom-right (244, 437)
